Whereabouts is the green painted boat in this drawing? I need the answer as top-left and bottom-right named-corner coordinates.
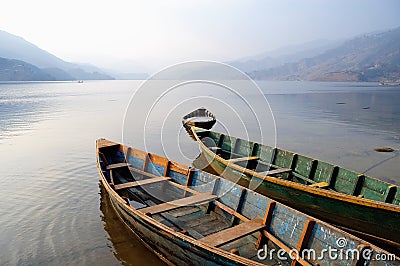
top-left (97, 139), bottom-right (399, 265)
top-left (188, 126), bottom-right (400, 249)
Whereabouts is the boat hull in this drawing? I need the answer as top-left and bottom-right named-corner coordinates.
top-left (101, 178), bottom-right (253, 266)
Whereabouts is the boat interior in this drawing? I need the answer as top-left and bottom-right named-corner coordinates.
top-left (97, 139), bottom-right (394, 265)
top-left (98, 142), bottom-right (271, 264)
top-left (195, 129), bottom-right (400, 205)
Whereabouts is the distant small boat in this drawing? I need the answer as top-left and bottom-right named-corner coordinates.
top-left (182, 107), bottom-right (216, 130)
top-left (96, 139), bottom-right (399, 265)
top-left (379, 81), bottom-right (400, 86)
top-left (187, 126), bottom-right (400, 248)
top-left (78, 80), bottom-right (84, 83)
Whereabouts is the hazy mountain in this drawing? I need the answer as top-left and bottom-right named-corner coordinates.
top-left (104, 69), bottom-right (149, 80)
top-left (0, 30), bottom-right (113, 80)
top-left (41, 67), bottom-right (74, 80)
top-left (229, 39), bottom-right (342, 72)
top-left (248, 27), bottom-right (400, 81)
top-left (0, 57), bottom-right (54, 81)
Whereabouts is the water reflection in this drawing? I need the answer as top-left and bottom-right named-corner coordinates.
top-left (266, 91), bottom-right (400, 134)
top-left (99, 183), bottom-right (166, 266)
top-left (0, 84), bottom-right (55, 141)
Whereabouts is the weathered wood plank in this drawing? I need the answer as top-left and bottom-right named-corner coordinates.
top-left (313, 161), bottom-right (335, 184)
top-left (125, 147), bottom-right (147, 161)
top-left (169, 161), bottom-right (190, 175)
top-left (166, 206), bottom-right (201, 218)
top-left (114, 176), bottom-right (171, 190)
top-left (291, 172), bottom-right (319, 184)
top-left (160, 212), bottom-right (205, 239)
top-left (129, 166), bottom-right (162, 178)
top-left (98, 152), bottom-right (109, 165)
top-left (360, 176), bottom-right (392, 202)
top-left (109, 169), bottom-right (115, 185)
top-left (258, 168), bottom-right (292, 176)
top-left (256, 201), bottom-right (276, 249)
top-left (291, 219), bottom-right (316, 266)
top-left (261, 230), bottom-right (313, 266)
top-left (293, 155), bottom-right (315, 180)
top-left (163, 160), bottom-right (171, 177)
top-left (200, 218), bottom-right (265, 247)
top-left (273, 149), bottom-right (295, 169)
top-left (106, 162), bottom-right (130, 170)
top-left (227, 156), bottom-right (259, 163)
top-left (214, 201), bottom-right (250, 223)
top-left (385, 185), bottom-right (397, 203)
top-left (139, 193), bottom-right (217, 215)
top-left (194, 219), bottom-right (230, 237)
top-left (142, 153), bottom-right (149, 171)
top-left (232, 189), bottom-right (247, 226)
top-left (184, 168), bottom-right (195, 197)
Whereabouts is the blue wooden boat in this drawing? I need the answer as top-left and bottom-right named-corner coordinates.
top-left (188, 126), bottom-right (400, 249)
top-left (96, 138), bottom-right (399, 265)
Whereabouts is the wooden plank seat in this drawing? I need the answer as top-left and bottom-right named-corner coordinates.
top-left (200, 218), bottom-right (265, 247)
top-left (114, 176), bottom-right (171, 190)
top-left (227, 156), bottom-right (259, 163)
top-left (161, 212), bottom-right (205, 239)
top-left (106, 162), bottom-right (131, 170)
top-left (257, 168), bottom-right (292, 176)
top-left (139, 193), bottom-right (217, 216)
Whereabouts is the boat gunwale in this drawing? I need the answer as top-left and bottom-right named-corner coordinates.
top-left (190, 126), bottom-right (400, 213)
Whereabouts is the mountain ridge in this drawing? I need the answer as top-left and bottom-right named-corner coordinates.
top-left (0, 57), bottom-right (55, 81)
top-left (0, 30), bottom-right (114, 81)
top-left (247, 27), bottom-right (400, 82)
top-left (228, 39), bottom-right (343, 73)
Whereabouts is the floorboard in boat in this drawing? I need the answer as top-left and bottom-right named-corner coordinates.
top-left (183, 214), bottom-right (217, 228)
top-left (220, 235), bottom-right (259, 259)
top-left (139, 193), bottom-right (216, 215)
top-left (192, 218), bottom-right (231, 237)
top-left (166, 206), bottom-right (203, 218)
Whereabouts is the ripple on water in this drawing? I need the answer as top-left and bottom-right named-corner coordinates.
top-left (0, 154), bottom-right (111, 265)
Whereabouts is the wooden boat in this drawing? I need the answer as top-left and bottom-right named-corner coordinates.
top-left (96, 138), bottom-right (399, 265)
top-left (188, 126), bottom-right (400, 249)
top-left (182, 107), bottom-right (216, 130)
top-left (379, 81), bottom-right (400, 86)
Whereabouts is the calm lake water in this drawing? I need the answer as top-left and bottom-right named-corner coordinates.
top-left (0, 80), bottom-right (399, 265)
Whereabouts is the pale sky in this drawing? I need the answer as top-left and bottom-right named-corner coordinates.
top-left (1, 0), bottom-right (399, 72)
